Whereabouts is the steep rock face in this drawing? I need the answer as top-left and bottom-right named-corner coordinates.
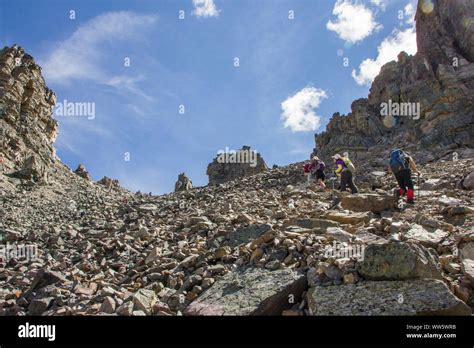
top-left (0, 45), bottom-right (58, 175)
top-left (206, 145), bottom-right (268, 185)
top-left (314, 0), bottom-right (474, 162)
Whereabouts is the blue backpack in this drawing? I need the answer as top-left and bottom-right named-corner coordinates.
top-left (390, 149), bottom-right (408, 173)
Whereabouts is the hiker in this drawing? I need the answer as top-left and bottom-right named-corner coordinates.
top-left (306, 156), bottom-right (326, 189)
top-left (388, 149), bottom-right (420, 204)
top-left (333, 153), bottom-right (358, 194)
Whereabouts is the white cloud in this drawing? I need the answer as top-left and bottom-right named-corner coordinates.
top-left (351, 24), bottom-right (417, 86)
top-left (326, 0), bottom-right (381, 44)
top-left (281, 87), bottom-right (328, 132)
top-left (42, 11), bottom-right (157, 84)
top-left (403, 2), bottom-right (416, 25)
top-left (192, 0), bottom-right (220, 18)
top-left (106, 75), bottom-right (153, 102)
top-left (370, 0), bottom-right (388, 11)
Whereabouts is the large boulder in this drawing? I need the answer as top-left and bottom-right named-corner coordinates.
top-left (322, 211), bottom-right (372, 225)
top-left (286, 218), bottom-right (340, 231)
top-left (9, 155), bottom-right (48, 183)
top-left (461, 171), bottom-right (474, 190)
top-left (404, 224), bottom-right (449, 248)
top-left (341, 193), bottom-right (395, 213)
top-left (184, 268), bottom-right (306, 315)
top-left (227, 224), bottom-right (272, 247)
top-left (356, 241), bottom-right (442, 280)
top-left (307, 279), bottom-right (471, 315)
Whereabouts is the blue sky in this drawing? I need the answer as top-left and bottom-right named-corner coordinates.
top-left (0, 0), bottom-right (418, 194)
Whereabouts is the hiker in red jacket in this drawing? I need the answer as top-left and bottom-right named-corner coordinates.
top-left (304, 156), bottom-right (326, 190)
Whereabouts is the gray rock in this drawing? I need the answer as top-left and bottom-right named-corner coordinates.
top-left (307, 279), bottom-right (471, 315)
top-left (28, 297), bottom-right (54, 315)
top-left (404, 224), bottom-right (449, 248)
top-left (325, 227), bottom-right (353, 243)
top-left (132, 289), bottom-right (157, 315)
top-left (100, 296), bottom-right (116, 314)
top-left (461, 242), bottom-right (474, 260)
top-left (356, 241), bottom-right (442, 280)
top-left (461, 259), bottom-right (474, 285)
top-left (184, 268), bottom-right (306, 315)
top-left (341, 193), bottom-right (395, 213)
top-left (228, 224), bottom-right (272, 247)
top-left (288, 218), bottom-right (340, 231)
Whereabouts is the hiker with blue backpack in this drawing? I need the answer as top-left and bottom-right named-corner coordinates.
top-left (389, 149), bottom-right (420, 205)
top-left (332, 153), bottom-right (358, 194)
top-left (304, 156), bottom-right (326, 189)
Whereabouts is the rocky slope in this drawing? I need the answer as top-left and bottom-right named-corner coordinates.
top-left (1, 152), bottom-right (473, 315)
top-left (1, 0), bottom-right (474, 317)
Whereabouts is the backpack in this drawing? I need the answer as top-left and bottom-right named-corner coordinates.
top-left (389, 149), bottom-right (408, 173)
top-left (304, 163), bottom-right (311, 173)
top-left (317, 161), bottom-right (326, 172)
top-left (343, 158), bottom-right (356, 173)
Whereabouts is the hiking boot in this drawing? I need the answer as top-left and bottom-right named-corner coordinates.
top-left (407, 199), bottom-right (415, 205)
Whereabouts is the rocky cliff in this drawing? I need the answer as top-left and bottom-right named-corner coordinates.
top-left (314, 0), bottom-right (474, 164)
top-left (0, 45), bottom-right (58, 179)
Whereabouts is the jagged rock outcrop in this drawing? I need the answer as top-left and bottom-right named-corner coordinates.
top-left (0, 45), bottom-right (58, 176)
top-left (74, 164), bottom-right (91, 181)
top-left (97, 176), bottom-right (121, 190)
top-left (207, 146), bottom-right (268, 185)
top-left (174, 173), bottom-right (193, 192)
top-left (314, 0), bottom-right (474, 163)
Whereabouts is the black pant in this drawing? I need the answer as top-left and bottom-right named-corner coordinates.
top-left (312, 170), bottom-right (325, 181)
top-left (340, 170), bottom-right (358, 194)
top-left (394, 169), bottom-right (413, 191)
